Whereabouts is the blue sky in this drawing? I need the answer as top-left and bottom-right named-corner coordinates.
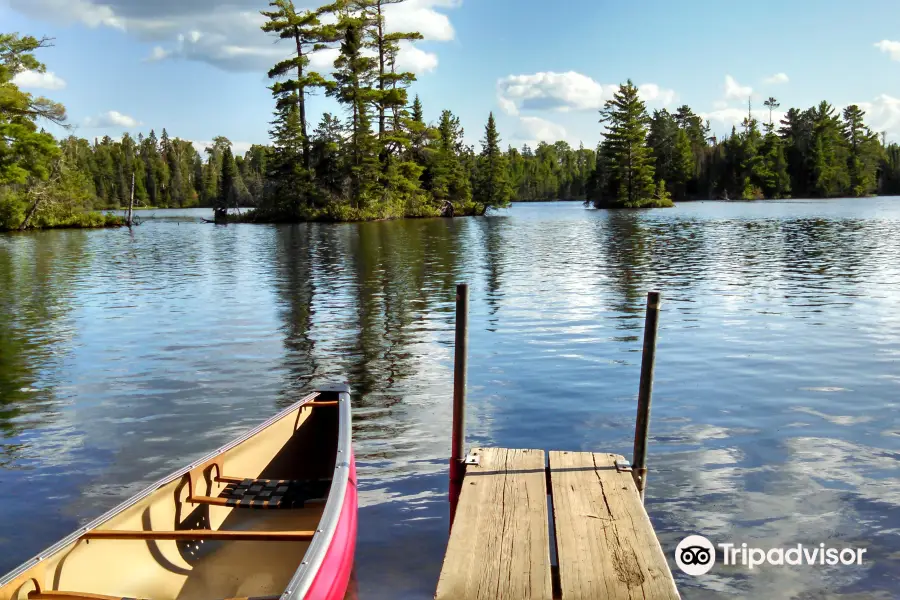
top-left (4, 0), bottom-right (900, 155)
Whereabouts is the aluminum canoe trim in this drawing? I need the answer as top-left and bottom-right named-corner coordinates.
top-left (283, 387), bottom-right (353, 600)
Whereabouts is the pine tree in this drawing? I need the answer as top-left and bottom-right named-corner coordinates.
top-left (216, 145), bottom-right (237, 219)
top-left (267, 96), bottom-right (312, 216)
top-left (593, 80), bottom-right (664, 208)
top-left (760, 131), bottom-right (791, 198)
top-left (405, 95), bottom-right (432, 166)
top-left (763, 97), bottom-right (780, 130)
top-left (473, 112), bottom-right (512, 212)
top-left (311, 113), bottom-right (345, 197)
top-left (359, 0), bottom-right (422, 153)
top-left (648, 109), bottom-right (693, 200)
top-left (426, 109), bottom-right (470, 208)
top-left (809, 101), bottom-right (849, 197)
top-left (779, 108), bottom-right (814, 197)
top-left (329, 16), bottom-right (380, 207)
top-left (261, 0), bottom-right (338, 171)
top-left (842, 105), bottom-right (879, 197)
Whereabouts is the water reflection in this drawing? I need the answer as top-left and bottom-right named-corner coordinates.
top-left (1, 201), bottom-right (900, 598)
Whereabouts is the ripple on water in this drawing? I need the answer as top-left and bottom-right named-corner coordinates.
top-left (2, 201), bottom-right (900, 597)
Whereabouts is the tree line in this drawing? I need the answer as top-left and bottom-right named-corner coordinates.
top-left (4, 8), bottom-right (900, 230)
top-left (582, 80), bottom-right (900, 207)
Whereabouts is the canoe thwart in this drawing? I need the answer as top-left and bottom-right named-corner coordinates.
top-left (81, 530), bottom-right (316, 541)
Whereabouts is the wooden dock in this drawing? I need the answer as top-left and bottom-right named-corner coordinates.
top-left (435, 447), bottom-right (679, 599)
top-left (438, 286), bottom-right (678, 599)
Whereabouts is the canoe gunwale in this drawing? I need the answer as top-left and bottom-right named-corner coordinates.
top-left (282, 385), bottom-right (353, 600)
top-left (0, 390), bottom-right (323, 591)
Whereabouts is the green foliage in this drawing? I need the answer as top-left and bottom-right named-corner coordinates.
top-left (6, 24), bottom-right (899, 229)
top-left (473, 112), bottom-right (513, 211)
top-left (0, 34), bottom-right (62, 187)
top-left (842, 105), bottom-right (881, 197)
top-left (590, 80), bottom-right (660, 208)
top-left (648, 109), bottom-right (693, 199)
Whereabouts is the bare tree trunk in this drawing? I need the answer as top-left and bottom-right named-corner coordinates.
top-left (19, 194), bottom-right (42, 231)
top-left (126, 172), bottom-right (135, 227)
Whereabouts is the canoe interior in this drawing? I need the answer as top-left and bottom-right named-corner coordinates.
top-left (0, 395), bottom-right (340, 600)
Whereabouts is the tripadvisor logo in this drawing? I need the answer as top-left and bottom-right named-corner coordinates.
top-left (675, 535), bottom-right (716, 575)
top-left (674, 535), bottom-right (868, 575)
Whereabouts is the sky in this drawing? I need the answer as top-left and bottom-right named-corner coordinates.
top-left (4, 0), bottom-right (900, 155)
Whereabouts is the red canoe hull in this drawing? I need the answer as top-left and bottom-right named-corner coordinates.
top-left (304, 451), bottom-right (357, 600)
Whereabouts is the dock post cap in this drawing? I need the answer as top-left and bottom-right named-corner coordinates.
top-left (315, 383), bottom-right (352, 394)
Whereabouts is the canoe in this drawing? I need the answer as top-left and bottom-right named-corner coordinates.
top-left (0, 384), bottom-right (356, 600)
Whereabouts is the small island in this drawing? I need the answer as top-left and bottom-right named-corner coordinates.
top-left (2, 0), bottom-right (900, 232)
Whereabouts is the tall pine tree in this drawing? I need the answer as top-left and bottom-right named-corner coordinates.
top-left (473, 112), bottom-right (512, 213)
top-left (592, 80), bottom-right (667, 208)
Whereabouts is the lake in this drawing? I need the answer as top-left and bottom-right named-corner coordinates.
top-left (2, 199), bottom-right (900, 598)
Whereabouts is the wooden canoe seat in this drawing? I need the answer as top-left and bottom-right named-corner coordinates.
top-left (186, 455), bottom-right (330, 509)
top-left (204, 477), bottom-right (331, 509)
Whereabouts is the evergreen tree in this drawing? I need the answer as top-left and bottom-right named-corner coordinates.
top-left (216, 145), bottom-right (237, 219)
top-left (763, 97), bottom-right (780, 130)
top-left (359, 0), bottom-right (422, 150)
top-left (405, 95), bottom-right (432, 167)
top-left (760, 131), bottom-right (791, 198)
top-left (779, 108), bottom-right (814, 197)
top-left (426, 109), bottom-right (471, 208)
top-left (842, 105), bottom-right (880, 197)
top-left (473, 112), bottom-right (512, 212)
top-left (329, 16), bottom-right (379, 207)
top-left (592, 80), bottom-right (665, 208)
top-left (648, 109), bottom-right (693, 200)
top-left (262, 0), bottom-right (337, 170)
top-left (310, 113), bottom-right (345, 197)
top-left (808, 101), bottom-right (849, 197)
top-left (267, 97), bottom-right (311, 216)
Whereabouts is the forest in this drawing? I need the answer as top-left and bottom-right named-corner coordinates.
top-left (3, 0), bottom-right (900, 230)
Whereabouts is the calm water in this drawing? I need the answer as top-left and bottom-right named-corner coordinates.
top-left (2, 200), bottom-right (900, 598)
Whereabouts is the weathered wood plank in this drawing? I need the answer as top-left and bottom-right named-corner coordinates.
top-left (435, 448), bottom-right (552, 600)
top-left (549, 451), bottom-right (679, 600)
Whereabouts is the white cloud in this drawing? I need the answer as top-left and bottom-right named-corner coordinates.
top-left (856, 94), bottom-right (900, 141)
top-left (764, 72), bottom-right (789, 85)
top-left (83, 110), bottom-right (141, 128)
top-left (147, 46), bottom-right (171, 61)
top-left (12, 70), bottom-right (67, 90)
top-left (8, 0), bottom-right (458, 74)
top-left (497, 71), bottom-right (608, 114)
top-left (514, 116), bottom-right (568, 145)
top-left (875, 40), bottom-right (900, 62)
top-left (701, 107), bottom-right (787, 133)
top-left (9, 0), bottom-right (124, 29)
top-left (713, 100), bottom-right (728, 110)
top-left (724, 75), bottom-right (753, 100)
top-left (383, 0), bottom-right (455, 42)
top-left (497, 71), bottom-right (676, 116)
top-left (638, 83), bottom-right (677, 106)
top-left (394, 41), bottom-right (438, 74)
top-left (191, 140), bottom-right (256, 156)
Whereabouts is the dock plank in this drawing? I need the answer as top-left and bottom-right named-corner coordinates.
top-left (435, 448), bottom-right (552, 600)
top-left (549, 451), bottom-right (679, 600)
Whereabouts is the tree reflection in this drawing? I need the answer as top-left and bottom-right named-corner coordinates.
top-left (476, 217), bottom-right (507, 329)
top-left (598, 211), bottom-right (651, 327)
top-left (0, 231), bottom-right (88, 465)
top-left (273, 224), bottom-right (319, 404)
